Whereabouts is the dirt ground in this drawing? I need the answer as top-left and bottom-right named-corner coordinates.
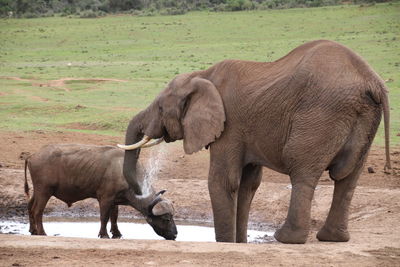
top-left (0, 130), bottom-right (399, 266)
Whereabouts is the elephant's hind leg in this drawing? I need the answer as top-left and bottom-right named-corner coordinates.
top-left (236, 164), bottom-right (262, 243)
top-left (274, 171), bottom-right (320, 244)
top-left (276, 114), bottom-right (351, 244)
top-left (318, 111), bottom-right (380, 242)
top-left (316, 168), bottom-right (359, 242)
top-left (318, 149), bottom-right (368, 242)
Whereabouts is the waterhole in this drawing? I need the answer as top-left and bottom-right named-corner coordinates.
top-left (0, 220), bottom-right (274, 243)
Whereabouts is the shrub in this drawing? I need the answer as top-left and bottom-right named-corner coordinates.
top-left (79, 10), bottom-right (105, 18)
top-left (160, 7), bottom-right (187, 15)
top-left (2, 0), bottom-right (395, 18)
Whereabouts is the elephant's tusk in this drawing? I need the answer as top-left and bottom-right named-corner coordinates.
top-left (141, 138), bottom-right (164, 148)
top-left (117, 135), bottom-right (151, 150)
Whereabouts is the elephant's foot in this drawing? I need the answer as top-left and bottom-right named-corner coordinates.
top-left (317, 226), bottom-right (350, 242)
top-left (36, 230), bottom-right (47, 236)
top-left (274, 224), bottom-right (309, 244)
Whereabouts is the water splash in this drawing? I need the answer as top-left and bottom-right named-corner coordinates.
top-left (140, 144), bottom-right (167, 197)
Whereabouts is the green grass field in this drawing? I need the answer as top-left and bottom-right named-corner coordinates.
top-left (0, 2), bottom-right (399, 146)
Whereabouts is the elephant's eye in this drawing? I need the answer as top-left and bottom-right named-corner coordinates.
top-left (159, 106), bottom-right (163, 114)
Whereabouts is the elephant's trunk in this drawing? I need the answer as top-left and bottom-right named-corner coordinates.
top-left (122, 101), bottom-right (164, 195)
top-left (125, 189), bottom-right (156, 215)
top-left (123, 111), bottom-right (146, 195)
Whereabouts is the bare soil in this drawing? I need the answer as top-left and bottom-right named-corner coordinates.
top-left (0, 130), bottom-right (399, 266)
top-left (0, 76), bottom-right (128, 92)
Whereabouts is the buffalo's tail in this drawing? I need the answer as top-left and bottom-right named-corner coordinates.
top-left (24, 159), bottom-right (30, 200)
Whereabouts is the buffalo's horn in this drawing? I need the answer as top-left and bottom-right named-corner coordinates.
top-left (152, 199), bottom-right (174, 216)
top-left (117, 135), bottom-right (151, 150)
top-left (148, 190), bottom-right (167, 215)
top-left (149, 190), bottom-right (165, 207)
top-left (156, 189), bottom-right (166, 196)
top-left (141, 138), bottom-right (164, 148)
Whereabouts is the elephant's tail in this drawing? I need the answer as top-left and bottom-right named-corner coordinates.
top-left (381, 86), bottom-right (391, 172)
top-left (368, 79), bottom-right (391, 172)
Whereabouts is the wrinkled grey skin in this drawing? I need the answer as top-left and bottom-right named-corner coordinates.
top-left (122, 40), bottom-right (390, 244)
top-left (25, 144), bottom-right (177, 240)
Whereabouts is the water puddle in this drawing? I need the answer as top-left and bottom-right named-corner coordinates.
top-left (0, 220), bottom-right (274, 243)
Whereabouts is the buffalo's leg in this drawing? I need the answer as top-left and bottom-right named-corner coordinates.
top-left (110, 205), bottom-right (122, 239)
top-left (98, 197), bottom-right (113, 238)
top-left (236, 164), bottom-right (262, 243)
top-left (27, 195), bottom-right (37, 235)
top-left (32, 191), bottom-right (51, 236)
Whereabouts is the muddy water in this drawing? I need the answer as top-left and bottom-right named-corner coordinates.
top-left (0, 220), bottom-right (274, 243)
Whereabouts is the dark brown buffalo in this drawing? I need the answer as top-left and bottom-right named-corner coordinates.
top-left (24, 144), bottom-right (177, 240)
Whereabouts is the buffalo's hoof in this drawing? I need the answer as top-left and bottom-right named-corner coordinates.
top-left (317, 226), bottom-right (350, 242)
top-left (274, 224), bottom-right (308, 244)
top-left (112, 233), bottom-right (122, 239)
top-left (98, 233), bottom-right (110, 239)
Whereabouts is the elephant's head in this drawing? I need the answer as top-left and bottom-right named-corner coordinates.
top-left (119, 73), bottom-right (225, 195)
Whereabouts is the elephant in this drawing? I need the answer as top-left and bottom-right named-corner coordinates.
top-left (118, 40), bottom-right (391, 244)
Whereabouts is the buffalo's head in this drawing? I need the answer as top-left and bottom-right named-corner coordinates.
top-left (145, 190), bottom-right (177, 240)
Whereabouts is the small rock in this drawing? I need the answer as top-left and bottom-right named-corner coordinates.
top-left (74, 104), bottom-right (86, 110)
top-left (367, 167), bottom-right (375, 173)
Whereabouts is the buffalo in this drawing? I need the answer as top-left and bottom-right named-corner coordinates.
top-left (24, 144), bottom-right (177, 240)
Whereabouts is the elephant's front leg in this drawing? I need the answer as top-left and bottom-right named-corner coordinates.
top-left (208, 154), bottom-right (242, 243)
top-left (274, 174), bottom-right (319, 244)
top-left (236, 164), bottom-right (262, 243)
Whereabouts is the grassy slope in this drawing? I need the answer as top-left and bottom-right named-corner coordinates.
top-left (0, 3), bottom-right (399, 145)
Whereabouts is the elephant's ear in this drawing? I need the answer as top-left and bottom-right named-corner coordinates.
top-left (182, 77), bottom-right (225, 154)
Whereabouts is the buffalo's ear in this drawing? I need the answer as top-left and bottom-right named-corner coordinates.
top-left (182, 77), bottom-right (225, 154)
